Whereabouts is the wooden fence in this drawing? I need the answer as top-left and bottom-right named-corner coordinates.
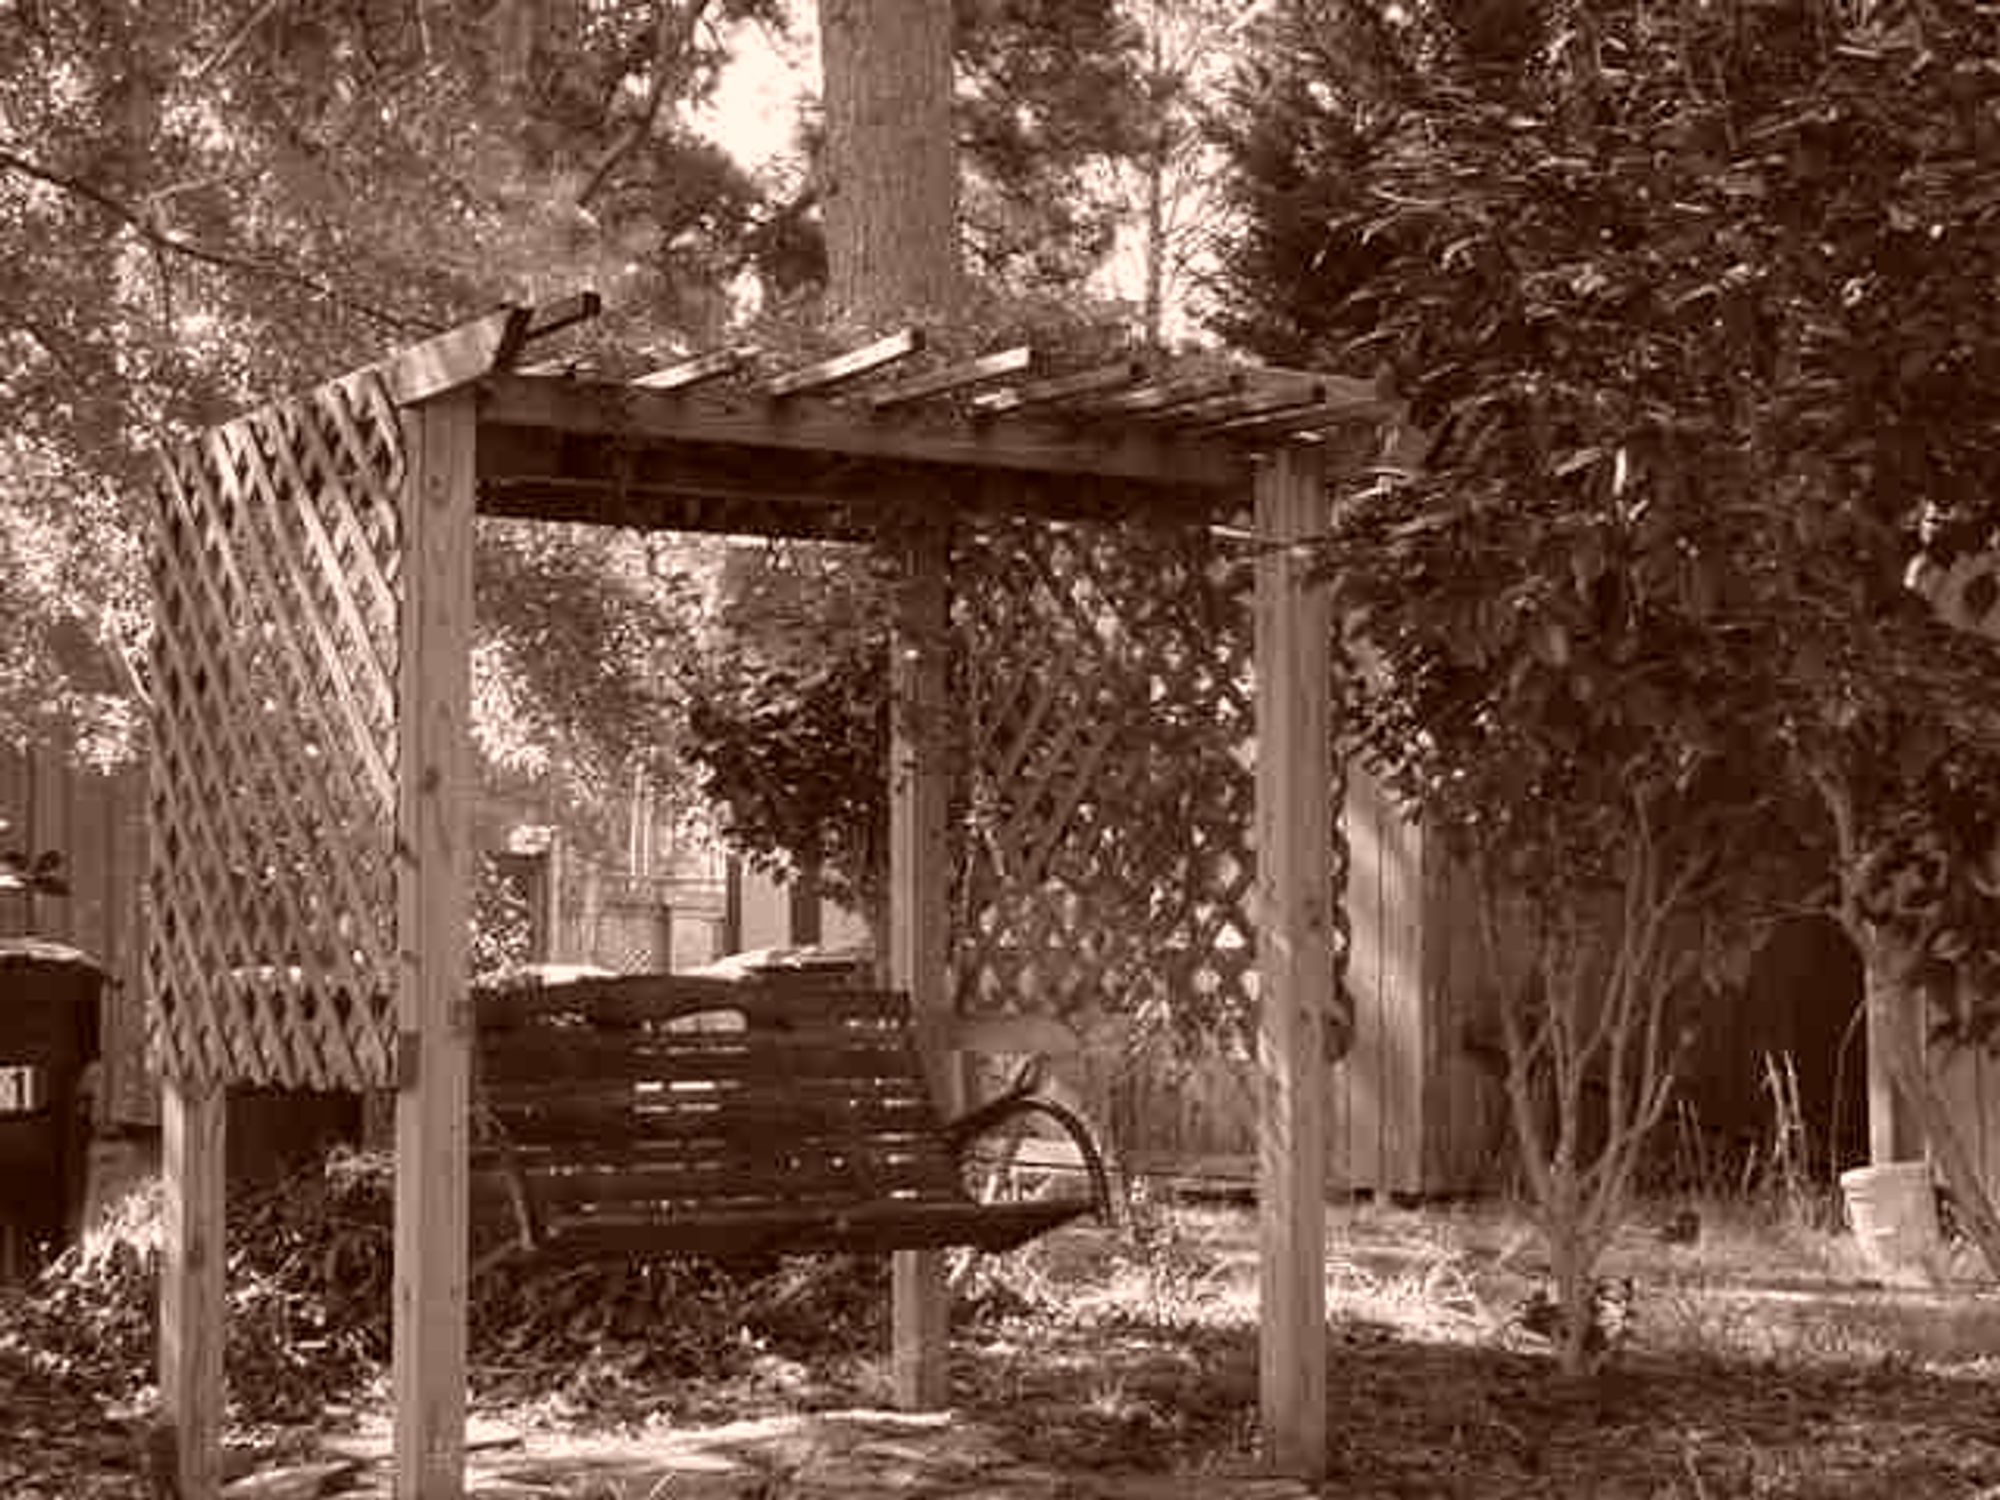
top-left (1106, 765), bottom-right (1507, 1198)
top-left (1104, 794), bottom-right (2000, 1206)
top-left (1938, 978), bottom-right (2000, 1206)
top-left (0, 743), bottom-right (149, 1123)
top-left (552, 863), bottom-right (732, 974)
top-left (7, 749), bottom-right (1991, 1202)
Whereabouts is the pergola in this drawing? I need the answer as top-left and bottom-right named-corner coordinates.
top-left (145, 296), bottom-right (1399, 1498)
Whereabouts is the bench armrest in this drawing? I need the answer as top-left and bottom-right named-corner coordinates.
top-left (473, 1100), bottom-right (545, 1258)
top-left (944, 1082), bottom-right (1114, 1226)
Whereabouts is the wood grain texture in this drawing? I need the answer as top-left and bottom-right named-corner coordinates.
top-left (160, 1078), bottom-right (225, 1500)
top-left (1253, 446), bottom-right (1331, 1480)
top-left (476, 374), bottom-right (1246, 489)
top-left (1381, 786), bottom-right (1426, 1196)
top-left (392, 393), bottom-right (475, 1500)
top-left (481, 1198), bottom-right (1082, 1263)
top-left (467, 974), bottom-right (1096, 1263)
top-left (147, 375), bottom-right (404, 1091)
top-left (889, 522), bottom-right (956, 1411)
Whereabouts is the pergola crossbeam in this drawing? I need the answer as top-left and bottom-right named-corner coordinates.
top-left (1206, 397), bottom-right (1393, 441)
top-left (476, 373), bottom-right (1250, 490)
top-left (367, 295), bottom-right (603, 406)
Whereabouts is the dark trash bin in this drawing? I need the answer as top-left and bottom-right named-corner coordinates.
top-left (0, 938), bottom-right (104, 1278)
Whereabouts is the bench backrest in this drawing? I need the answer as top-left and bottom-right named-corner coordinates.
top-left (473, 974), bottom-right (964, 1231)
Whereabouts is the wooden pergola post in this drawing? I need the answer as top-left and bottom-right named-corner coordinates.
top-left (393, 390), bottom-right (477, 1500)
top-left (160, 1077), bottom-right (226, 1499)
top-left (889, 521), bottom-right (956, 1409)
top-left (1254, 444), bottom-right (1332, 1478)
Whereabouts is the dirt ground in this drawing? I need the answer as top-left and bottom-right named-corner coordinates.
top-left (6, 1195), bottom-right (2000, 1498)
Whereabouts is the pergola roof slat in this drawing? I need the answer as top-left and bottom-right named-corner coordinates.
top-left (869, 345), bottom-right (1033, 409)
top-left (632, 346), bottom-right (751, 390)
top-left (1156, 376), bottom-right (1327, 427)
top-left (1076, 370), bottom-right (1247, 418)
top-left (764, 326), bottom-right (925, 397)
top-left (1245, 362), bottom-right (1386, 405)
top-left (1198, 395), bottom-right (1393, 440)
top-left (509, 293), bottom-right (602, 359)
top-left (970, 358), bottom-right (1150, 415)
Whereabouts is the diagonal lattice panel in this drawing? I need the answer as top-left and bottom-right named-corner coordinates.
top-left (951, 518), bottom-right (1264, 1045)
top-left (147, 375), bottom-right (404, 1089)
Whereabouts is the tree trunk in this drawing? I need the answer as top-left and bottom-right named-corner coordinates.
top-left (1863, 940), bottom-right (1924, 1163)
top-left (820, 0), bottom-right (961, 324)
top-left (1548, 1210), bottom-right (1596, 1377)
top-left (1854, 926), bottom-right (2000, 1281)
top-left (819, 0), bottom-right (962, 1412)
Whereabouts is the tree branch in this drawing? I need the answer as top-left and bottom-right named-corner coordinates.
top-left (0, 143), bottom-right (440, 335)
top-left (577, 0), bottom-right (716, 208)
top-left (191, 0), bottom-right (293, 83)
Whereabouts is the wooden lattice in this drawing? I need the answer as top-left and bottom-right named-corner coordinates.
top-left (951, 518), bottom-right (1261, 1040)
top-left (147, 374), bottom-right (405, 1089)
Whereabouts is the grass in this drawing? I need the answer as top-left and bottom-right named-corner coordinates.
top-left (7, 1165), bottom-right (2000, 1497)
top-left (952, 1191), bottom-right (2000, 1496)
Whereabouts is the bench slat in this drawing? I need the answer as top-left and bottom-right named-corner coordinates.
top-left (479, 1097), bottom-right (941, 1150)
top-left (477, 1033), bottom-right (920, 1085)
top-left (476, 1149), bottom-right (962, 1212)
top-left (480, 977), bottom-right (903, 1031)
top-left (476, 1163), bottom-right (960, 1209)
top-left (487, 1198), bottom-right (1089, 1262)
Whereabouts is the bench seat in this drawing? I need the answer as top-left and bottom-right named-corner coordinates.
top-left (471, 971), bottom-right (1107, 1265)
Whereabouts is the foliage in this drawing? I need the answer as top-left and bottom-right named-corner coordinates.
top-left (0, 0), bottom-right (1184, 821)
top-left (469, 853), bottom-right (536, 982)
top-left (1212, 0), bottom-right (2000, 1318)
top-left (0, 0), bottom-right (774, 784)
top-left (18, 1186), bottom-right (2000, 1494)
top-left (953, 0), bottom-right (1149, 293)
top-left (1475, 819), bottom-right (1709, 1373)
top-left (472, 521), bottom-right (701, 847)
top-left (1105, 0), bottom-right (1261, 345)
top-left (682, 541), bottom-right (892, 923)
top-left (1, 1149), bottom-right (889, 1434)
top-left (1213, 0), bottom-right (2000, 920)
top-left (4, 1168), bottom-right (381, 1424)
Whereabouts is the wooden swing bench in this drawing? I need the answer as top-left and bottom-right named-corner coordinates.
top-left (471, 970), bottom-right (1111, 1266)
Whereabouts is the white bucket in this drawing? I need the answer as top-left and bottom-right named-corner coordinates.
top-left (1839, 1161), bottom-right (1944, 1287)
